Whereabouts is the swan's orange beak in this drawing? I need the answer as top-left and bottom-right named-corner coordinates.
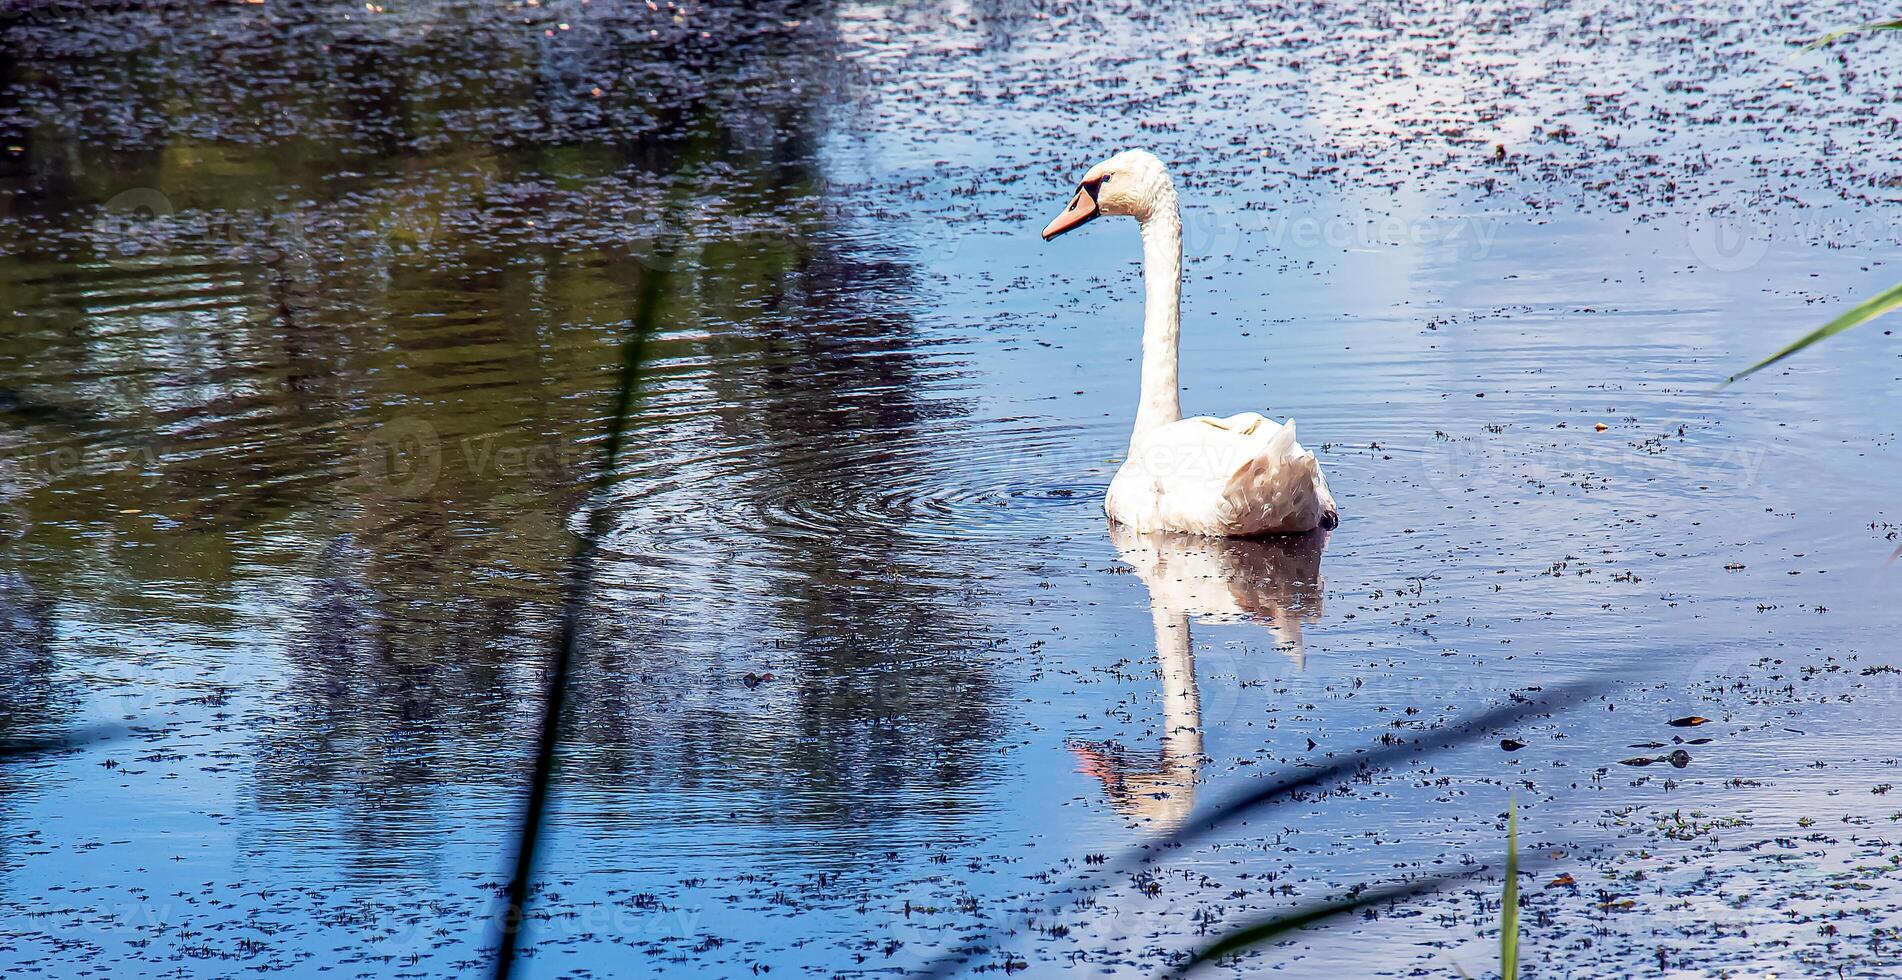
top-left (1041, 181), bottom-right (1101, 241)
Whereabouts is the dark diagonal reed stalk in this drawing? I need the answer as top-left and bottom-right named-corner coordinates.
top-left (912, 679), bottom-right (1607, 980)
top-left (1164, 875), bottom-right (1468, 979)
top-left (489, 188), bottom-right (691, 980)
top-left (0, 724), bottom-right (122, 759)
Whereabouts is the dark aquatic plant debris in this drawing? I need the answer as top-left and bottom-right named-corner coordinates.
top-left (0, 1), bottom-right (1899, 979)
top-left (911, 681), bottom-right (1607, 980)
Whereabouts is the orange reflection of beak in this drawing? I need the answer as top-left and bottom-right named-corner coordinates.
top-left (1041, 182), bottom-right (1101, 241)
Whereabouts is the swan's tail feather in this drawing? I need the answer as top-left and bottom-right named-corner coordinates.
top-left (1211, 419), bottom-right (1336, 536)
top-left (1263, 417), bottom-right (1299, 462)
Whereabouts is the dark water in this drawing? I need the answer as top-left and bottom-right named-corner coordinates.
top-left (2, 1), bottom-right (1901, 976)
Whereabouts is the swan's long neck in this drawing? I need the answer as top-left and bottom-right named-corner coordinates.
top-left (1134, 190), bottom-right (1183, 445)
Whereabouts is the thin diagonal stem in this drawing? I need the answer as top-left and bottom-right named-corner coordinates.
top-left (490, 263), bottom-right (671, 980)
top-left (910, 679), bottom-right (1607, 980)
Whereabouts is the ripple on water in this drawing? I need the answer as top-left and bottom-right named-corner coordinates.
top-left (601, 419), bottom-right (1114, 575)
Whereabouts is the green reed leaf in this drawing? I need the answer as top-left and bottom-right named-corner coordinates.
top-left (1726, 281), bottom-right (1902, 385)
top-left (1800, 19), bottom-right (1902, 51)
top-left (1501, 799), bottom-right (1519, 980)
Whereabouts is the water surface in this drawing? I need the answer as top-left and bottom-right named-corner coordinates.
top-left (2, 1), bottom-right (1901, 976)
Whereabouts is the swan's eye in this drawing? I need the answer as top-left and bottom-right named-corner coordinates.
top-left (1100, 173), bottom-right (1113, 183)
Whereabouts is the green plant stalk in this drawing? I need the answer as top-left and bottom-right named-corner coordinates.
top-left (1726, 281), bottom-right (1902, 385)
top-left (1799, 18), bottom-right (1902, 51)
top-left (1501, 799), bottom-right (1519, 980)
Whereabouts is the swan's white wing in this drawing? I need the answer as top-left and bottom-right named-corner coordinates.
top-left (1111, 414), bottom-right (1335, 536)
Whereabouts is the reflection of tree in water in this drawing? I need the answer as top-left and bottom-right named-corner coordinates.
top-left (577, 232), bottom-right (995, 818)
top-left (239, 535), bottom-right (548, 875)
top-left (0, 0), bottom-right (998, 849)
top-left (0, 1), bottom-right (840, 169)
top-left (0, 573), bottom-right (57, 719)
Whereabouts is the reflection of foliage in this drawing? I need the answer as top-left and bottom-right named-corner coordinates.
top-left (0, 0), bottom-right (837, 169)
top-left (0, 0), bottom-right (996, 869)
top-left (0, 571), bottom-right (58, 872)
top-left (0, 571), bottom-right (56, 735)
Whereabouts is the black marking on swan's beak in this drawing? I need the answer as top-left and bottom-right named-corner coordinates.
top-left (1042, 178), bottom-right (1103, 241)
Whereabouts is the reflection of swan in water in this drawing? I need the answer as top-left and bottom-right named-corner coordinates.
top-left (1071, 525), bottom-right (1327, 829)
top-left (1109, 523), bottom-right (1328, 669)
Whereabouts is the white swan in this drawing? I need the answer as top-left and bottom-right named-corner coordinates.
top-left (1042, 149), bottom-right (1338, 537)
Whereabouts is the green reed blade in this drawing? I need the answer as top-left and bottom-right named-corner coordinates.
top-left (1725, 281), bottom-right (1902, 385)
top-left (1800, 19), bottom-right (1902, 51)
top-left (1501, 799), bottom-right (1519, 980)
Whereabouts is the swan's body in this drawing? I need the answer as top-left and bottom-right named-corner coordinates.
top-left (1109, 411), bottom-right (1333, 537)
top-left (1042, 150), bottom-right (1337, 536)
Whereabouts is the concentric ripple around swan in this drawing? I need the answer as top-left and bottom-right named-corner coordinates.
top-left (601, 419), bottom-right (1114, 575)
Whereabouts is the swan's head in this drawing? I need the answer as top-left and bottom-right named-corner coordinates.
top-left (1041, 149), bottom-right (1174, 241)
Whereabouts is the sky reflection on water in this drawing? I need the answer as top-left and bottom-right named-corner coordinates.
top-left (2, 1), bottom-right (1901, 977)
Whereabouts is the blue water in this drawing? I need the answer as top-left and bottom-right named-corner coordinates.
top-left (3, 1), bottom-right (1901, 977)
